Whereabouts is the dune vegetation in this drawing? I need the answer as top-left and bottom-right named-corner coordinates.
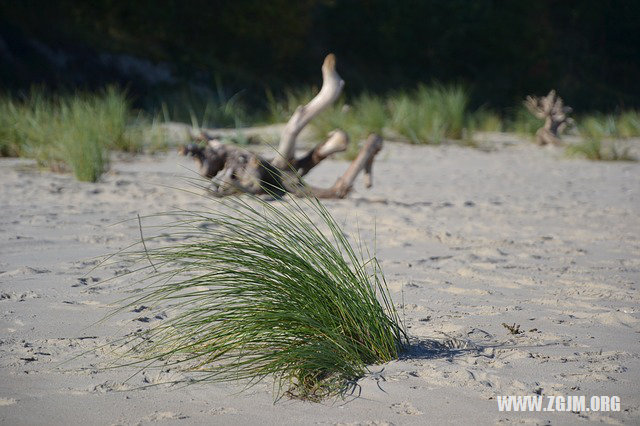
top-left (2, 84), bottom-right (638, 183)
top-left (563, 111), bottom-right (640, 161)
top-left (112, 193), bottom-right (408, 401)
top-left (0, 87), bottom-right (135, 181)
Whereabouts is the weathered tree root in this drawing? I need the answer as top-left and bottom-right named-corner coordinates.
top-left (525, 89), bottom-right (574, 146)
top-left (179, 54), bottom-right (383, 199)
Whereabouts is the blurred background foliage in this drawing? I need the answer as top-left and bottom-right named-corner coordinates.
top-left (1, 0), bottom-right (639, 113)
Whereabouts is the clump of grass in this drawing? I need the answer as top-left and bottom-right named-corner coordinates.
top-left (507, 105), bottom-right (544, 136)
top-left (578, 112), bottom-right (640, 140)
top-left (616, 110), bottom-right (640, 138)
top-left (572, 113), bottom-right (637, 161)
top-left (0, 118), bottom-right (17, 156)
top-left (566, 138), bottom-right (635, 161)
top-left (125, 113), bottom-right (171, 154)
top-left (0, 89), bottom-right (49, 160)
top-left (339, 93), bottom-right (389, 159)
top-left (429, 84), bottom-right (469, 139)
top-left (186, 97), bottom-right (246, 130)
top-left (0, 96), bottom-right (25, 157)
top-left (469, 108), bottom-right (503, 132)
top-left (113, 194), bottom-right (407, 401)
top-left (158, 86), bottom-right (248, 130)
top-left (57, 97), bottom-right (109, 182)
top-left (0, 87), bottom-right (136, 181)
top-left (265, 84), bottom-right (471, 148)
top-left (98, 87), bottom-right (140, 153)
top-left (388, 84), bottom-right (470, 144)
top-left (578, 114), bottom-right (617, 140)
top-left (352, 93), bottom-right (387, 137)
top-left (388, 92), bottom-right (427, 143)
top-left (389, 90), bottom-right (445, 144)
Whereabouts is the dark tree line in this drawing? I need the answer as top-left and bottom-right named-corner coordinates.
top-left (1, 0), bottom-right (638, 111)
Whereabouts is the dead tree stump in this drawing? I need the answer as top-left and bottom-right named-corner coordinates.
top-left (524, 90), bottom-right (574, 146)
top-left (180, 54), bottom-right (383, 199)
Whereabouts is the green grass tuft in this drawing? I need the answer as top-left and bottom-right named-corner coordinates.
top-left (0, 87), bottom-right (137, 181)
top-left (351, 93), bottom-right (387, 138)
top-left (429, 84), bottom-right (469, 140)
top-left (616, 110), bottom-right (640, 138)
top-left (388, 84), bottom-right (469, 144)
top-left (507, 105), bottom-right (545, 137)
top-left (566, 138), bottom-right (635, 161)
top-left (578, 112), bottom-right (640, 140)
top-left (57, 97), bottom-right (109, 182)
top-left (154, 85), bottom-right (249, 130)
top-left (578, 114), bottom-right (617, 140)
top-left (469, 108), bottom-right (503, 132)
top-left (113, 194), bottom-right (408, 401)
top-left (99, 87), bottom-right (140, 153)
top-left (264, 84), bottom-right (471, 147)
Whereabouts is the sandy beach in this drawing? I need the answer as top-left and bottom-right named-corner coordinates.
top-left (1, 135), bottom-right (639, 425)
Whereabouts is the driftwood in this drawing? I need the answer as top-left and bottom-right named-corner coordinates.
top-left (179, 54), bottom-right (383, 199)
top-left (524, 90), bottom-right (574, 146)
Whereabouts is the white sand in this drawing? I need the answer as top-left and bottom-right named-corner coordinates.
top-left (1, 136), bottom-right (639, 425)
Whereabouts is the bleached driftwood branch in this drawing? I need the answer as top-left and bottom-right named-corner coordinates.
top-left (179, 54), bottom-right (382, 199)
top-left (272, 54), bottom-right (345, 169)
top-left (301, 134), bottom-right (383, 199)
top-left (525, 89), bottom-right (574, 146)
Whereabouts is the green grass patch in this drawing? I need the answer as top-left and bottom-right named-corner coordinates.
top-left (112, 194), bottom-right (408, 401)
top-left (469, 108), bottom-right (503, 132)
top-left (578, 114), bottom-right (617, 140)
top-left (57, 97), bottom-right (110, 182)
top-left (616, 110), bottom-right (640, 138)
top-left (125, 113), bottom-right (172, 154)
top-left (566, 138), bottom-right (635, 161)
top-left (388, 84), bottom-right (469, 144)
top-left (263, 84), bottom-right (472, 147)
top-left (151, 84), bottom-right (249, 130)
top-left (0, 87), bottom-right (136, 181)
top-left (506, 105), bottom-right (544, 137)
top-left (577, 111), bottom-right (640, 140)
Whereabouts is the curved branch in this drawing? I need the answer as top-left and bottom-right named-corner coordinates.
top-left (293, 130), bottom-right (349, 176)
top-left (291, 134), bottom-right (383, 199)
top-left (271, 54), bottom-right (345, 169)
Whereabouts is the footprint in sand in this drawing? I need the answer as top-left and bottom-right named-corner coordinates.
top-left (390, 401), bottom-right (423, 415)
top-left (0, 291), bottom-right (41, 302)
top-left (209, 407), bottom-right (238, 415)
top-left (136, 411), bottom-right (189, 424)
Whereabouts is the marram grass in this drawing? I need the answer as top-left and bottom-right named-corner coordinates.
top-left (113, 193), bottom-right (407, 401)
top-left (0, 87), bottom-right (133, 181)
top-left (565, 138), bottom-right (635, 162)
